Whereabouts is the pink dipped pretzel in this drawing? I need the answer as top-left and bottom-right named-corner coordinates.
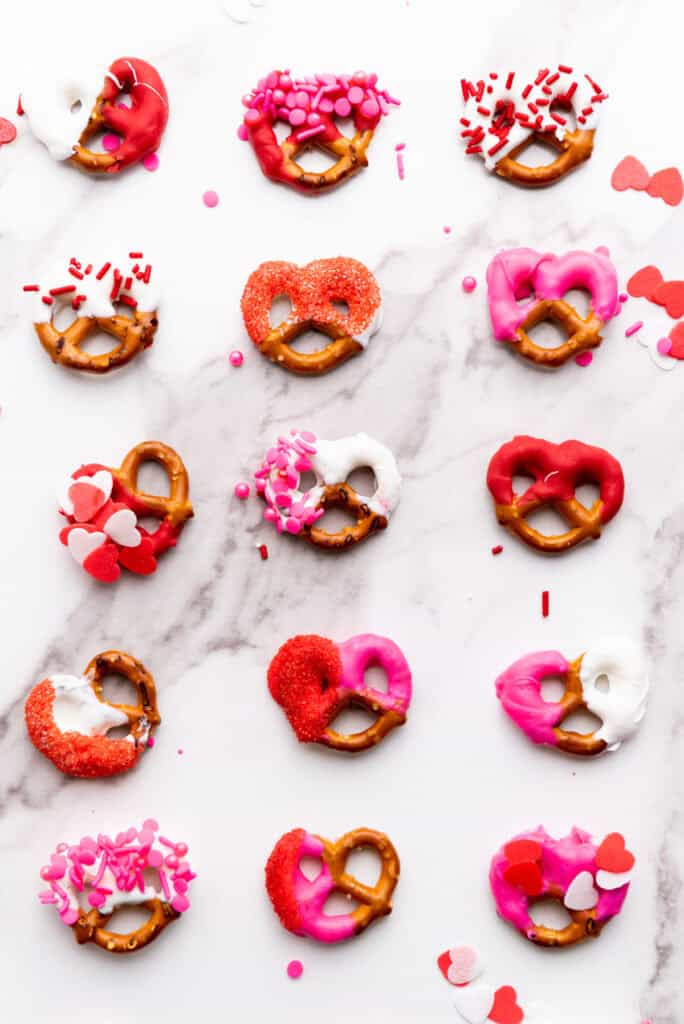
top-left (490, 826), bottom-right (635, 948)
top-left (486, 247), bottom-right (619, 367)
top-left (268, 633), bottom-right (412, 752)
top-left (265, 827), bottom-right (400, 943)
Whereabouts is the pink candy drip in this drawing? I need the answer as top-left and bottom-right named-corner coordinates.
top-left (337, 634), bottom-right (412, 715)
top-left (255, 429), bottom-right (325, 536)
top-left (38, 820), bottom-right (196, 923)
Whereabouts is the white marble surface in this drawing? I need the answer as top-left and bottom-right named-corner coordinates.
top-left (0, 0), bottom-right (683, 1021)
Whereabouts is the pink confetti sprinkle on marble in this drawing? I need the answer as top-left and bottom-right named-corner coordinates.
top-left (443, 226), bottom-right (452, 235)
top-left (657, 337), bottom-right (673, 355)
top-left (625, 321), bottom-right (643, 337)
top-left (575, 351), bottom-right (593, 366)
top-left (619, 292), bottom-right (628, 302)
top-left (234, 482), bottom-right (251, 499)
top-left (462, 276), bottom-right (477, 293)
top-left (396, 151), bottom-right (405, 180)
top-left (142, 152), bottom-right (160, 172)
top-left (287, 960), bottom-right (304, 979)
top-left (203, 190), bottom-right (219, 208)
top-left (102, 133), bottom-right (120, 152)
top-left (229, 349), bottom-right (244, 367)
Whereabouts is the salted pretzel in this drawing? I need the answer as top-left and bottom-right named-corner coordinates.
top-left (255, 429), bottom-right (401, 550)
top-left (486, 436), bottom-right (624, 553)
top-left (239, 70), bottom-right (399, 193)
top-left (495, 640), bottom-right (649, 757)
top-left (268, 633), bottom-right (412, 752)
top-left (25, 650), bottom-right (160, 777)
top-left (486, 248), bottom-right (619, 367)
top-left (58, 441), bottom-right (193, 583)
top-left (21, 58), bottom-right (168, 174)
top-left (265, 826), bottom-right (400, 942)
top-left (490, 827), bottom-right (635, 948)
top-left (241, 258), bottom-right (382, 375)
top-left (459, 66), bottom-right (608, 187)
top-left (39, 819), bottom-right (195, 954)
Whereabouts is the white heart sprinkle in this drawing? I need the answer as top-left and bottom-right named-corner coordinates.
top-left (596, 868), bottom-right (633, 891)
top-left (104, 508), bottom-right (141, 548)
top-left (564, 870), bottom-right (599, 911)
top-left (452, 982), bottom-right (494, 1024)
top-left (67, 529), bottom-right (107, 566)
top-left (58, 469), bottom-right (113, 515)
top-left (446, 945), bottom-right (483, 986)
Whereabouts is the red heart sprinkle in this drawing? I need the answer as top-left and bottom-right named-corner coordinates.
top-left (611, 155), bottom-right (650, 192)
top-left (489, 985), bottom-right (524, 1024)
top-left (596, 833), bottom-right (635, 874)
top-left (627, 265), bottom-right (664, 301)
top-left (503, 861), bottom-right (544, 896)
top-left (436, 951), bottom-right (452, 981)
top-left (668, 322), bottom-right (684, 360)
top-left (646, 167), bottom-right (684, 206)
top-left (652, 280), bottom-right (684, 319)
top-left (82, 542), bottom-right (120, 583)
top-left (68, 480), bottom-right (107, 523)
top-left (118, 536), bottom-right (157, 576)
top-left (504, 839), bottom-right (542, 864)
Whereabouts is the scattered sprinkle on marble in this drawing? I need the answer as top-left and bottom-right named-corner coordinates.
top-left (234, 481), bottom-right (250, 500)
top-left (0, 117), bottom-right (17, 145)
top-left (462, 276), bottom-right (477, 293)
top-left (258, 543), bottom-right (269, 561)
top-left (396, 150), bottom-right (405, 180)
top-left (443, 226), bottom-right (452, 235)
top-left (177, 748), bottom-right (184, 755)
top-left (287, 960), bottom-right (303, 979)
top-left (575, 351), bottom-right (593, 366)
top-left (203, 190), bottom-right (220, 208)
top-left (147, 736), bottom-right (155, 748)
top-left (619, 292), bottom-right (628, 302)
top-left (102, 133), bottom-right (120, 152)
top-left (229, 349), bottom-right (244, 367)
top-left (542, 590), bottom-right (550, 617)
top-left (657, 337), bottom-right (673, 356)
top-left (491, 545), bottom-right (503, 555)
top-left (625, 321), bottom-right (643, 337)
top-left (142, 152), bottom-right (160, 172)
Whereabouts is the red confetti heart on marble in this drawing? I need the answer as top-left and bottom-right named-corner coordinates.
top-left (668, 322), bottom-right (684, 359)
top-left (489, 985), bottom-right (524, 1024)
top-left (504, 840), bottom-right (541, 864)
top-left (627, 265), bottom-right (663, 301)
top-left (611, 155), bottom-right (650, 192)
top-left (596, 833), bottom-right (635, 874)
top-left (503, 861), bottom-right (543, 896)
top-left (82, 542), bottom-right (120, 583)
top-left (118, 536), bottom-right (157, 576)
top-left (653, 281), bottom-right (684, 319)
top-left (646, 167), bottom-right (683, 206)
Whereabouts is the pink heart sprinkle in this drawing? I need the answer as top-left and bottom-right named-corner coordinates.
top-left (575, 351), bottom-right (593, 366)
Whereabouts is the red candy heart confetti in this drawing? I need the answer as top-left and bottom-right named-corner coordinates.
top-left (668, 322), bottom-right (684, 359)
top-left (627, 266), bottom-right (664, 301)
top-left (82, 541), bottom-right (121, 583)
top-left (503, 861), bottom-right (543, 897)
top-left (503, 840), bottom-right (541, 864)
top-left (118, 536), bottom-right (157, 576)
top-left (596, 833), bottom-right (635, 874)
top-left (437, 945), bottom-right (483, 987)
top-left (611, 157), bottom-right (683, 206)
top-left (653, 281), bottom-right (684, 320)
top-left (489, 985), bottom-right (524, 1024)
top-left (0, 117), bottom-right (17, 146)
top-left (611, 155), bottom-right (650, 192)
top-left (646, 167), bottom-right (684, 207)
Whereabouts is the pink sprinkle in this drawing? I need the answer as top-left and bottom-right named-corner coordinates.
top-left (229, 349), bottom-right (244, 367)
top-left (462, 276), bottom-right (477, 293)
top-left (395, 142), bottom-right (406, 151)
top-left (143, 818), bottom-right (159, 832)
top-left (171, 893), bottom-right (190, 913)
top-left (657, 337), bottom-right (673, 355)
top-left (234, 481), bottom-right (251, 500)
top-left (147, 736), bottom-right (155, 747)
top-left (396, 152), bottom-right (405, 180)
top-left (102, 133), bottom-right (120, 152)
top-left (289, 108), bottom-right (306, 127)
top-left (285, 516), bottom-right (302, 534)
top-left (61, 907), bottom-right (79, 926)
top-left (347, 86), bottom-right (364, 105)
top-left (296, 123), bottom-right (326, 142)
top-left (237, 123), bottom-right (249, 141)
top-left (625, 321), bottom-right (643, 337)
top-left (177, 748), bottom-right (184, 755)
top-left (618, 292), bottom-right (628, 303)
top-left (88, 890), bottom-right (105, 908)
top-left (287, 960), bottom-right (304, 980)
top-left (203, 190), bottom-right (219, 208)
top-left (147, 850), bottom-right (163, 868)
top-left (142, 152), bottom-right (160, 171)
top-left (575, 351), bottom-right (593, 366)
top-left (443, 226), bottom-right (452, 235)
top-left (334, 97), bottom-right (352, 118)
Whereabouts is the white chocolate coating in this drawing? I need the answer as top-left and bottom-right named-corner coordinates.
top-left (312, 433), bottom-right (401, 518)
top-left (28, 254), bottom-right (160, 323)
top-left (580, 638), bottom-right (649, 750)
top-left (21, 68), bottom-right (106, 161)
top-left (49, 674), bottom-right (128, 737)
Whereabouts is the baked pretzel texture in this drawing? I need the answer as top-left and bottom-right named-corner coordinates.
top-left (486, 435), bottom-right (624, 553)
top-left (39, 819), bottom-right (195, 954)
top-left (58, 441), bottom-right (193, 582)
top-left (25, 650), bottom-right (160, 777)
top-left (495, 641), bottom-right (649, 757)
top-left (265, 826), bottom-right (400, 942)
top-left (486, 247), bottom-right (619, 367)
top-left (268, 633), bottom-right (412, 752)
top-left (490, 827), bottom-right (634, 948)
top-left (460, 66), bottom-right (608, 187)
top-left (239, 70), bottom-right (399, 193)
top-left (241, 258), bottom-right (382, 375)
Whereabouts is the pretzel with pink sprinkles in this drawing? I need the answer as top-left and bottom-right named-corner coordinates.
top-left (238, 70), bottom-right (399, 193)
top-left (38, 819), bottom-right (195, 954)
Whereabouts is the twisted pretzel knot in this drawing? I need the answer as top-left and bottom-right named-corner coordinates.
top-left (324, 697), bottom-right (405, 753)
top-left (528, 885), bottom-right (601, 947)
top-left (304, 483), bottom-right (387, 550)
top-left (549, 655), bottom-right (607, 756)
top-left (86, 649), bottom-right (160, 747)
top-left (512, 298), bottom-right (604, 367)
top-left (319, 828), bottom-right (400, 933)
top-left (495, 128), bottom-right (595, 187)
top-left (34, 312), bottom-right (157, 373)
top-left (280, 128), bottom-right (374, 192)
top-left (73, 898), bottom-right (178, 953)
top-left (115, 441), bottom-right (193, 535)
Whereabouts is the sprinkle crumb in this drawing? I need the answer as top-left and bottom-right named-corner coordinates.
top-left (258, 544), bottom-right (269, 561)
top-left (625, 321), bottom-right (643, 337)
top-left (542, 590), bottom-right (550, 617)
top-left (491, 544), bottom-right (503, 555)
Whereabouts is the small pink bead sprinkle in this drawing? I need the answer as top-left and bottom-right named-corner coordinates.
top-left (619, 292), bottom-right (628, 302)
top-left (88, 890), bottom-right (105, 908)
top-left (462, 276), bottom-right (477, 293)
top-left (334, 97), bottom-right (352, 118)
top-left (147, 850), bottom-right (163, 868)
top-left (171, 893), bottom-right (190, 913)
top-left (285, 517), bottom-right (302, 534)
top-left (203, 190), bottom-right (219, 208)
top-left (147, 736), bottom-right (155, 747)
top-left (165, 855), bottom-right (179, 869)
top-left (295, 90), bottom-right (309, 108)
top-left (102, 133), bottom-right (120, 152)
top-left (229, 349), bottom-right (244, 367)
top-left (443, 226), bottom-right (452, 235)
top-left (142, 152), bottom-right (160, 171)
top-left (143, 818), bottom-right (159, 832)
top-left (61, 907), bottom-right (79, 926)
top-left (177, 748), bottom-right (184, 755)
top-left (237, 124), bottom-right (249, 141)
top-left (244, 108), bottom-right (261, 125)
top-left (657, 337), bottom-right (673, 355)
top-left (625, 321), bottom-right (643, 337)
top-left (347, 86), bottom-right (364, 105)
top-left (575, 351), bottom-right (593, 366)
top-left (175, 843), bottom-right (189, 857)
top-left (234, 482), bottom-right (251, 500)
top-left (287, 960), bottom-right (304, 979)
top-left (300, 431), bottom-right (316, 442)
top-left (289, 108), bottom-right (306, 127)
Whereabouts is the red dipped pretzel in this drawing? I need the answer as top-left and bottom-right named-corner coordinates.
top-left (487, 436), bottom-right (624, 553)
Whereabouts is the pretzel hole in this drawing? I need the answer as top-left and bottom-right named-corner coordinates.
top-left (137, 461), bottom-right (171, 498)
top-left (85, 129), bottom-right (122, 155)
top-left (51, 301), bottom-right (79, 332)
top-left (514, 137), bottom-right (562, 168)
top-left (75, 330), bottom-right (123, 356)
top-left (299, 471), bottom-right (316, 492)
top-left (540, 676), bottom-right (566, 702)
top-left (575, 483), bottom-right (600, 509)
top-left (287, 329), bottom-right (336, 354)
top-left (331, 299), bottom-right (350, 316)
top-left (298, 856), bottom-right (323, 882)
top-left (323, 891), bottom-right (361, 914)
top-left (314, 506), bottom-right (358, 533)
top-left (99, 673), bottom-right (139, 706)
top-left (563, 288), bottom-right (591, 318)
top-left (346, 467), bottom-right (377, 499)
top-left (523, 505), bottom-right (574, 535)
top-left (525, 317), bottom-right (572, 350)
top-left (344, 846), bottom-right (383, 887)
top-left (512, 474), bottom-right (536, 498)
top-left (529, 898), bottom-right (572, 929)
top-left (595, 673), bottom-right (610, 694)
top-left (295, 147), bottom-right (338, 174)
top-left (561, 708), bottom-right (602, 735)
top-left (331, 705), bottom-right (377, 736)
top-left (269, 294), bottom-right (293, 327)
top-left (364, 663), bottom-right (388, 694)
top-left (102, 904), bottom-right (153, 935)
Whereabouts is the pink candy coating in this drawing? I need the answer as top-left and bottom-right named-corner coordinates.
top-left (234, 481), bottom-right (251, 500)
top-left (202, 190), bottom-right (220, 208)
top-left (495, 650), bottom-right (570, 746)
top-left (462, 276), bottom-right (477, 293)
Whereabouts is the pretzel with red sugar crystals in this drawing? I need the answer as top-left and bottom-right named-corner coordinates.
top-left (38, 819), bottom-right (195, 953)
top-left (25, 650), bottom-right (160, 778)
top-left (58, 441), bottom-right (193, 583)
top-left (239, 70), bottom-right (399, 193)
top-left (24, 252), bottom-right (158, 372)
top-left (487, 436), bottom-right (624, 553)
top-left (241, 258), bottom-right (382, 375)
top-left (459, 66), bottom-right (608, 187)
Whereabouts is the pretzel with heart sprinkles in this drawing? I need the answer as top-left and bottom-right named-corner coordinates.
top-left (38, 819), bottom-right (195, 954)
top-left (486, 247), bottom-right (619, 367)
top-left (255, 429), bottom-right (401, 549)
top-left (58, 441), bottom-right (193, 583)
top-left (487, 435), bottom-right (624, 553)
top-left (265, 827), bottom-right (400, 942)
top-left (241, 258), bottom-right (382, 375)
top-left (460, 66), bottom-right (607, 186)
top-left (239, 70), bottom-right (399, 193)
top-left (24, 252), bottom-right (157, 372)
top-left (268, 633), bottom-right (412, 751)
top-left (25, 650), bottom-right (160, 777)
top-left (21, 58), bottom-right (168, 173)
top-left (495, 639), bottom-right (648, 756)
top-left (490, 827), bottom-right (634, 947)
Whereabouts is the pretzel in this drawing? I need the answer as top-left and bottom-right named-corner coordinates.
top-left (268, 633), bottom-right (412, 752)
top-left (38, 819), bottom-right (195, 954)
top-left (239, 70), bottom-right (399, 194)
top-left (255, 429), bottom-right (400, 549)
top-left (21, 58), bottom-right (168, 173)
top-left (58, 441), bottom-right (193, 582)
top-left (265, 826), bottom-right (400, 942)
top-left (495, 640), bottom-right (649, 757)
top-left (241, 258), bottom-right (382, 375)
top-left (486, 248), bottom-right (619, 367)
top-left (25, 252), bottom-right (158, 373)
top-left (486, 436), bottom-right (624, 553)
top-left (25, 650), bottom-right (160, 777)
top-left (490, 827), bottom-right (634, 947)
top-left (459, 66), bottom-right (608, 187)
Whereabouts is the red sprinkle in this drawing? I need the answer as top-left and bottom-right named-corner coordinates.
top-left (84, 264), bottom-right (93, 275)
top-left (124, 276), bottom-right (133, 290)
top-left (491, 545), bottom-right (503, 555)
top-left (129, 252), bottom-right (143, 259)
top-left (95, 262), bottom-right (111, 280)
top-left (259, 544), bottom-right (269, 561)
top-left (119, 294), bottom-right (138, 308)
top-left (41, 296), bottom-right (54, 306)
top-left (505, 71), bottom-right (515, 89)
top-left (558, 64), bottom-right (573, 74)
top-left (49, 285), bottom-right (76, 296)
top-left (16, 96), bottom-right (24, 116)
top-left (69, 267), bottom-right (84, 280)
top-left (23, 284), bottom-right (39, 292)
top-left (542, 591), bottom-right (550, 617)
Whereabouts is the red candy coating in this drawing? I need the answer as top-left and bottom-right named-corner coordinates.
top-left (268, 635), bottom-right (343, 741)
top-left (99, 58), bottom-right (169, 171)
top-left (264, 828), bottom-right (305, 934)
